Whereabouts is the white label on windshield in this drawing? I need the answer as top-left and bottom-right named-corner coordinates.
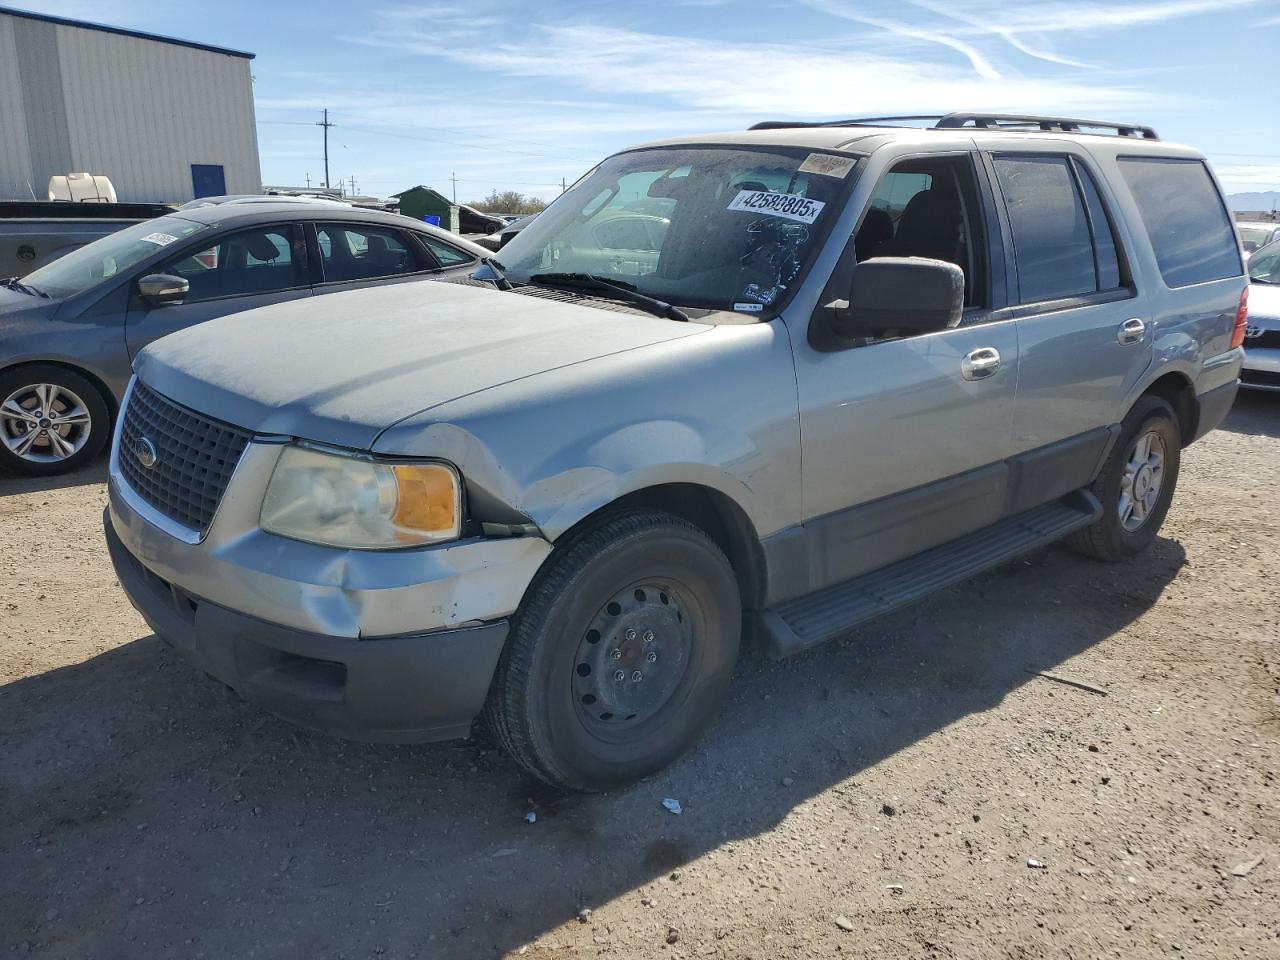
top-left (140, 232), bottom-right (179, 246)
top-left (798, 152), bottom-right (856, 178)
top-left (733, 302), bottom-right (764, 313)
top-left (727, 190), bottom-right (825, 224)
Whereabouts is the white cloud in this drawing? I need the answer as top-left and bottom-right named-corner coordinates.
top-left (1214, 163), bottom-right (1280, 189)
top-left (364, 23), bottom-right (1154, 118)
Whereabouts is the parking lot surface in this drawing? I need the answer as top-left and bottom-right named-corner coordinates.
top-left (2, 395), bottom-right (1277, 959)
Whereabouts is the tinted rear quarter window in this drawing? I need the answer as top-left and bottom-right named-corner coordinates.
top-left (993, 156), bottom-right (1097, 303)
top-left (1118, 158), bottom-right (1241, 288)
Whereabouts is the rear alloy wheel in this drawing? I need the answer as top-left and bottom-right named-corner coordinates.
top-left (485, 509), bottom-right (741, 791)
top-left (1067, 395), bottom-right (1181, 561)
top-left (0, 366), bottom-right (110, 476)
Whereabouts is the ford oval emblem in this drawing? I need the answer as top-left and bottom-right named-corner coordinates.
top-left (134, 436), bottom-right (158, 469)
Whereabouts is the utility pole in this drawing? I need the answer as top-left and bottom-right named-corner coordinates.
top-left (305, 173), bottom-right (311, 188)
top-left (316, 109), bottom-right (335, 187)
top-left (349, 176), bottom-right (357, 196)
top-left (450, 172), bottom-right (458, 203)
top-left (561, 177), bottom-right (567, 194)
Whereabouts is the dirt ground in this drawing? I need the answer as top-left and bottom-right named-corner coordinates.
top-left (1, 393), bottom-right (1277, 960)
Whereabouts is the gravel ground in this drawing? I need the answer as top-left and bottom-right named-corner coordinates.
top-left (1, 393), bottom-right (1277, 959)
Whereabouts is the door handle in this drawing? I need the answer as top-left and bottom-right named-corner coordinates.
top-left (1118, 317), bottom-right (1146, 344)
top-left (961, 347), bottom-right (1001, 381)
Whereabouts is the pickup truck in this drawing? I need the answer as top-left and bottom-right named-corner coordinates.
top-left (105, 112), bottom-right (1246, 791)
top-left (1, 200), bottom-right (173, 278)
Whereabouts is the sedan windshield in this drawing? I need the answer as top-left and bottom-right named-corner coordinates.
top-left (1239, 226), bottom-right (1276, 254)
top-left (495, 146), bottom-right (855, 315)
top-left (20, 216), bottom-right (208, 299)
top-left (1249, 239), bottom-right (1280, 283)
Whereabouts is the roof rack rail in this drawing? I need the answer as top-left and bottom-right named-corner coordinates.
top-left (934, 112), bottom-right (1159, 139)
top-left (749, 112), bottom-right (1159, 140)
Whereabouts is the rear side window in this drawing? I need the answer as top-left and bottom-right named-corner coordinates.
top-left (315, 224), bottom-right (424, 283)
top-left (1118, 158), bottom-right (1241, 288)
top-left (1075, 165), bottom-right (1123, 291)
top-left (993, 156), bottom-right (1096, 303)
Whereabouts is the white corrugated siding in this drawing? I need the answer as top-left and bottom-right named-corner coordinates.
top-left (0, 12), bottom-right (261, 203)
top-left (0, 16), bottom-right (37, 198)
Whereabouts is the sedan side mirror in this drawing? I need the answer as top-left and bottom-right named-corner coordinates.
top-left (829, 257), bottom-right (964, 339)
top-left (138, 273), bottom-right (189, 307)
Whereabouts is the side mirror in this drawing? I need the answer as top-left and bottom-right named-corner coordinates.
top-left (829, 257), bottom-right (964, 339)
top-left (137, 273), bottom-right (189, 306)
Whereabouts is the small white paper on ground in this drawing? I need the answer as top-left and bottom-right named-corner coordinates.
top-left (662, 798), bottom-right (682, 815)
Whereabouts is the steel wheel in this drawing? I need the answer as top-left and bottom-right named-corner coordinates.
top-left (1118, 429), bottom-right (1166, 532)
top-left (571, 581), bottom-right (695, 736)
top-left (0, 382), bottom-right (94, 464)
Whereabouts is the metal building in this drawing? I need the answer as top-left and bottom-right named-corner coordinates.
top-left (0, 6), bottom-right (261, 203)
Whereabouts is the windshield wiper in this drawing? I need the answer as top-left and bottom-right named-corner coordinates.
top-left (481, 258), bottom-right (513, 291)
top-left (528, 272), bottom-right (689, 322)
top-left (1, 277), bottom-right (49, 298)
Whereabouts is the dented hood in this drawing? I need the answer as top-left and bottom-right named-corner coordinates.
top-left (134, 280), bottom-right (708, 449)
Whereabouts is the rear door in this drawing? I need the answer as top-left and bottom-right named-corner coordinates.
top-left (984, 146), bottom-right (1152, 478)
top-left (125, 223), bottom-right (312, 358)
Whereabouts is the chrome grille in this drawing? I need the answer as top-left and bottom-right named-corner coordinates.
top-left (118, 381), bottom-right (251, 533)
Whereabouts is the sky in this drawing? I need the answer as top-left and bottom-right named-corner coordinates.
top-left (19, 0), bottom-right (1280, 203)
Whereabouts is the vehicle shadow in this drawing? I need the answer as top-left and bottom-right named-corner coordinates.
top-left (0, 535), bottom-right (1185, 958)
top-left (0, 452), bottom-right (107, 494)
top-left (1219, 390), bottom-right (1280, 438)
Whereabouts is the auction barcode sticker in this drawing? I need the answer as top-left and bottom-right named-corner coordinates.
top-left (727, 190), bottom-right (826, 224)
top-left (140, 232), bottom-right (179, 246)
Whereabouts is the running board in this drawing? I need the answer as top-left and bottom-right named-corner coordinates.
top-left (760, 490), bottom-right (1102, 659)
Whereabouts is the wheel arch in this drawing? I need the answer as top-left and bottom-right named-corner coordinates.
top-left (1139, 371), bottom-right (1197, 444)
top-left (0, 358), bottom-right (121, 420)
top-left (553, 481), bottom-right (768, 612)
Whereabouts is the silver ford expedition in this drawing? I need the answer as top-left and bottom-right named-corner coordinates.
top-left (105, 113), bottom-right (1248, 790)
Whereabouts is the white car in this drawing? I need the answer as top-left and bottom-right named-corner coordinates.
top-left (1242, 238), bottom-right (1280, 391)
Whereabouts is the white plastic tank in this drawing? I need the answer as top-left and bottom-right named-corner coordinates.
top-left (47, 173), bottom-right (118, 203)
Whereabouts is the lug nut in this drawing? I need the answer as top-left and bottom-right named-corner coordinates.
top-left (610, 648), bottom-right (622, 660)
top-left (624, 628), bottom-right (637, 641)
top-left (631, 671), bottom-right (643, 682)
top-left (643, 630), bottom-right (655, 643)
top-left (613, 669), bottom-right (625, 682)
top-left (646, 651), bottom-right (657, 663)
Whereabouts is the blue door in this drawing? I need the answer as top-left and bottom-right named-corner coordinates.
top-left (190, 164), bottom-right (226, 199)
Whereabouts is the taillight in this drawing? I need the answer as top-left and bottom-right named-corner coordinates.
top-left (1231, 286), bottom-right (1249, 349)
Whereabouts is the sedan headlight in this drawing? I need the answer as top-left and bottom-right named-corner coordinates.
top-left (260, 445), bottom-right (461, 549)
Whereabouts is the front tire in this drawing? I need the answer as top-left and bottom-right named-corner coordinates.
top-left (485, 509), bottom-right (741, 791)
top-left (1067, 395), bottom-right (1182, 561)
top-left (0, 365), bottom-right (110, 476)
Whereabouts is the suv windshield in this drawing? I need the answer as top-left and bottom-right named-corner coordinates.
top-left (20, 216), bottom-right (208, 299)
top-left (495, 146), bottom-right (855, 315)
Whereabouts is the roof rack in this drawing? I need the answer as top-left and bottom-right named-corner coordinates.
top-left (749, 112), bottom-right (1159, 140)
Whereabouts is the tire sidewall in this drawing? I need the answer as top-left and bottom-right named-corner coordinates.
top-left (520, 521), bottom-right (740, 789)
top-left (0, 365), bottom-right (110, 476)
top-left (1095, 398), bottom-right (1181, 558)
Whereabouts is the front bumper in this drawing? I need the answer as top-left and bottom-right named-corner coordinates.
top-left (106, 511), bottom-right (508, 742)
top-left (1241, 344), bottom-right (1280, 392)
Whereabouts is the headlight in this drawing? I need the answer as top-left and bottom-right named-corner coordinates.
top-left (260, 445), bottom-right (462, 549)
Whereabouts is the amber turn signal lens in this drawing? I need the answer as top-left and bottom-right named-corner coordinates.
top-left (392, 464), bottom-right (460, 538)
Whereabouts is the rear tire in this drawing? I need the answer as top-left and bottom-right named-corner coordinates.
top-left (485, 509), bottom-right (741, 791)
top-left (1067, 395), bottom-right (1181, 561)
top-left (0, 364), bottom-right (110, 476)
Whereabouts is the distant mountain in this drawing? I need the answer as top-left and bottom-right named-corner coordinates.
top-left (1228, 191), bottom-right (1279, 213)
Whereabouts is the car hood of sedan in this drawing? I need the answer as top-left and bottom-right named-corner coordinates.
top-left (134, 279), bottom-right (709, 449)
top-left (1249, 280), bottom-right (1280, 325)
